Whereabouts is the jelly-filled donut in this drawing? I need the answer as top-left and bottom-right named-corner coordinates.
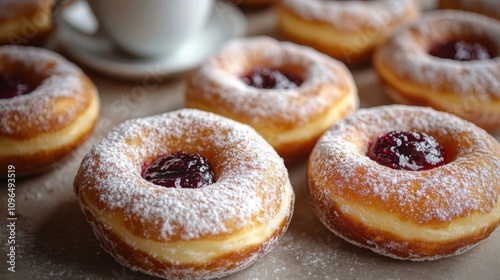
top-left (74, 109), bottom-right (295, 279)
top-left (230, 0), bottom-right (279, 8)
top-left (277, 0), bottom-right (419, 64)
top-left (0, 0), bottom-right (55, 45)
top-left (374, 10), bottom-right (500, 130)
top-left (439, 0), bottom-right (500, 20)
top-left (185, 36), bottom-right (358, 164)
top-left (307, 105), bottom-right (500, 261)
top-left (0, 45), bottom-right (99, 176)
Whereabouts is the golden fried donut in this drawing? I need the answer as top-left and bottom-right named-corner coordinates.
top-left (185, 36), bottom-right (358, 165)
top-left (308, 105), bottom-right (500, 261)
top-left (439, 0), bottom-right (500, 20)
top-left (0, 0), bottom-right (55, 45)
top-left (230, 0), bottom-right (279, 8)
top-left (0, 45), bottom-right (100, 176)
top-left (277, 0), bottom-right (419, 64)
top-left (374, 10), bottom-right (500, 131)
top-left (74, 108), bottom-right (295, 279)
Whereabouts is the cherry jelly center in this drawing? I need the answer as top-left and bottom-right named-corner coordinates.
top-left (241, 67), bottom-right (303, 90)
top-left (429, 40), bottom-right (492, 61)
top-left (367, 131), bottom-right (449, 171)
top-left (0, 74), bottom-right (31, 99)
top-left (141, 151), bottom-right (216, 189)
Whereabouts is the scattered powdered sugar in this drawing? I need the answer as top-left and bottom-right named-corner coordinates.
top-left (309, 105), bottom-right (500, 224)
top-left (377, 10), bottom-right (500, 99)
top-left (187, 36), bottom-right (356, 127)
top-left (75, 109), bottom-right (290, 241)
top-left (281, 0), bottom-right (416, 32)
top-left (0, 45), bottom-right (86, 137)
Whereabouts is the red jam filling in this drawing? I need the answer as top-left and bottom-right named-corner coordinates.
top-left (141, 151), bottom-right (216, 189)
top-left (367, 131), bottom-right (449, 171)
top-left (241, 67), bottom-right (303, 90)
top-left (428, 40), bottom-right (492, 61)
top-left (0, 74), bottom-right (32, 99)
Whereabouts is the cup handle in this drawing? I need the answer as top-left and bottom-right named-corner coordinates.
top-left (55, 4), bottom-right (109, 50)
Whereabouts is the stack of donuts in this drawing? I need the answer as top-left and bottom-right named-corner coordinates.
top-left (3, 0), bottom-right (500, 279)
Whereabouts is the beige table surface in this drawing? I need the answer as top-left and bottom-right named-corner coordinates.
top-left (1, 1), bottom-right (500, 279)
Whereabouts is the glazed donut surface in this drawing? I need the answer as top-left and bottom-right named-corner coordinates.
top-left (277, 0), bottom-right (419, 64)
top-left (74, 109), bottom-right (295, 279)
top-left (308, 105), bottom-right (500, 261)
top-left (374, 10), bottom-right (500, 130)
top-left (0, 45), bottom-right (99, 176)
top-left (185, 36), bottom-right (358, 164)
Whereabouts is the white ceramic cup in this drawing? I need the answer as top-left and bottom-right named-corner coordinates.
top-left (86, 0), bottom-right (215, 57)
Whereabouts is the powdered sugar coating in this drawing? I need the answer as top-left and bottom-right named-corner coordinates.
top-left (309, 105), bottom-right (500, 224)
top-left (186, 36), bottom-right (357, 128)
top-left (441, 0), bottom-right (500, 20)
top-left (281, 0), bottom-right (417, 32)
top-left (376, 10), bottom-right (500, 100)
top-left (367, 130), bottom-right (448, 171)
top-left (0, 45), bottom-right (86, 138)
top-left (75, 108), bottom-right (291, 241)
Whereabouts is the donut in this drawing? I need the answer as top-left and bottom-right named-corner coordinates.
top-left (307, 105), bottom-right (500, 261)
top-left (230, 0), bottom-right (279, 8)
top-left (0, 45), bottom-right (100, 176)
top-left (276, 0), bottom-right (420, 64)
top-left (439, 0), bottom-right (500, 20)
top-left (74, 108), bottom-right (295, 279)
top-left (373, 10), bottom-right (500, 131)
top-left (0, 0), bottom-right (55, 45)
top-left (185, 36), bottom-right (358, 165)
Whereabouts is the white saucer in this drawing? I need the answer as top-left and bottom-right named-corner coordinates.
top-left (56, 1), bottom-right (247, 80)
